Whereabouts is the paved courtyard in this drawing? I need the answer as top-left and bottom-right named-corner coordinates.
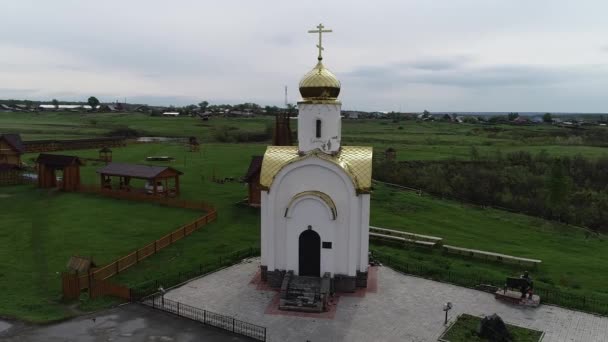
top-left (0, 304), bottom-right (249, 342)
top-left (165, 258), bottom-right (608, 342)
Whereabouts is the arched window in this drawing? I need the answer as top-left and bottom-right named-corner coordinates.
top-left (315, 119), bottom-right (322, 138)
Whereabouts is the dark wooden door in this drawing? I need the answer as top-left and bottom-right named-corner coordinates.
top-left (299, 229), bottom-right (321, 277)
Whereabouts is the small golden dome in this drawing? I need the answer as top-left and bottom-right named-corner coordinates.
top-left (299, 61), bottom-right (341, 99)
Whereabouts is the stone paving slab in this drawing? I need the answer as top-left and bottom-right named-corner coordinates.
top-left (165, 258), bottom-right (608, 342)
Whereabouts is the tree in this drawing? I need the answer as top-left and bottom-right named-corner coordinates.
top-left (543, 113), bottom-right (553, 123)
top-left (52, 99), bottom-right (59, 109)
top-left (507, 112), bottom-right (519, 121)
top-left (88, 96), bottom-right (100, 110)
top-left (198, 101), bottom-right (209, 112)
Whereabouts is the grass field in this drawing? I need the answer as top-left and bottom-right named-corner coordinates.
top-left (2, 111), bottom-right (607, 160)
top-left (0, 185), bottom-right (201, 322)
top-left (21, 142), bottom-right (608, 298)
top-left (2, 112), bottom-right (608, 322)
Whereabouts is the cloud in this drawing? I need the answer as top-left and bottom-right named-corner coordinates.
top-left (344, 60), bottom-right (599, 89)
top-left (406, 56), bottom-right (473, 71)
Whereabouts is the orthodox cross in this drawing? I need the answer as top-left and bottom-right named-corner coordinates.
top-left (308, 23), bottom-right (332, 61)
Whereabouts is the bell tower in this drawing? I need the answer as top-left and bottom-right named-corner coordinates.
top-left (297, 23), bottom-right (342, 155)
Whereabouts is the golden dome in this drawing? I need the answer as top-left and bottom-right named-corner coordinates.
top-left (299, 61), bottom-right (341, 99)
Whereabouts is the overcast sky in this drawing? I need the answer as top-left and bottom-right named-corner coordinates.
top-left (2, 0), bottom-right (608, 112)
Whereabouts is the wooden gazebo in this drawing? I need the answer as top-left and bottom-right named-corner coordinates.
top-left (36, 154), bottom-right (83, 191)
top-left (96, 162), bottom-right (182, 196)
top-left (99, 147), bottom-right (112, 163)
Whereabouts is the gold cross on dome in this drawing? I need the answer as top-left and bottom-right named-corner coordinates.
top-left (308, 23), bottom-right (332, 61)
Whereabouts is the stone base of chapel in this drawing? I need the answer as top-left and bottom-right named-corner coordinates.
top-left (261, 265), bottom-right (368, 294)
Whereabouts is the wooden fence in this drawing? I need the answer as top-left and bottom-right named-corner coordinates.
top-left (62, 185), bottom-right (217, 299)
top-left (77, 184), bottom-right (215, 212)
top-left (23, 137), bottom-right (126, 153)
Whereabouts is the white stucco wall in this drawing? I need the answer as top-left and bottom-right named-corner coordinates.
top-left (297, 102), bottom-right (342, 154)
top-left (260, 157), bottom-right (370, 277)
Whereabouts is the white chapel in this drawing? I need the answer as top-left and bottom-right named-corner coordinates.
top-left (259, 24), bottom-right (373, 293)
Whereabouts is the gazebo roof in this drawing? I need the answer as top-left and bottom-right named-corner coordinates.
top-left (36, 153), bottom-right (83, 167)
top-left (0, 134), bottom-right (25, 153)
top-left (96, 162), bottom-right (183, 179)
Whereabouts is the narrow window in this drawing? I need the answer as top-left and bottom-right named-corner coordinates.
top-left (315, 119), bottom-right (322, 138)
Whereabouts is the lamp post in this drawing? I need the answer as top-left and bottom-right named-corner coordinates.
top-left (443, 302), bottom-right (453, 325)
top-left (159, 286), bottom-right (166, 308)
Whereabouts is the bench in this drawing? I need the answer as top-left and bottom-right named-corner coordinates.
top-left (369, 226), bottom-right (443, 246)
top-left (442, 245), bottom-right (541, 268)
top-left (369, 232), bottom-right (437, 248)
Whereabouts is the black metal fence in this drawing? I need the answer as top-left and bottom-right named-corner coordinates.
top-left (372, 249), bottom-right (608, 316)
top-left (130, 247), bottom-right (261, 300)
top-left (146, 294), bottom-right (267, 341)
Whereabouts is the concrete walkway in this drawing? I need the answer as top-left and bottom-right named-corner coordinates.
top-left (0, 304), bottom-right (251, 342)
top-left (165, 258), bottom-right (608, 342)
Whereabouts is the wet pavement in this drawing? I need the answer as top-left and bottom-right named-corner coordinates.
top-left (0, 304), bottom-right (250, 342)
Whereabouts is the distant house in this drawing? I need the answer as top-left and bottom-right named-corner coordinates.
top-left (162, 112), bottom-right (180, 117)
top-left (98, 104), bottom-right (117, 112)
top-left (229, 110), bottom-right (254, 117)
top-left (38, 104), bottom-right (95, 111)
top-left (0, 104), bottom-right (13, 112)
top-left (134, 105), bottom-right (150, 113)
top-left (513, 116), bottom-right (530, 125)
top-left (531, 117), bottom-right (544, 124)
top-left (343, 111), bottom-right (360, 119)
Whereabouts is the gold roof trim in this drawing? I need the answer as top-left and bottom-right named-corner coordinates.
top-left (285, 191), bottom-right (337, 220)
top-left (260, 146), bottom-right (373, 194)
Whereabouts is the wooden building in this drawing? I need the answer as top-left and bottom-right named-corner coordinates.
top-left (96, 162), bottom-right (183, 197)
top-left (244, 156), bottom-right (263, 207)
top-left (273, 112), bottom-right (293, 146)
top-left (36, 154), bottom-right (83, 191)
top-left (0, 134), bottom-right (25, 167)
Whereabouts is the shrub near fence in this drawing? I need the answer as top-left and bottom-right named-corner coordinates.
top-left (372, 249), bottom-right (608, 317)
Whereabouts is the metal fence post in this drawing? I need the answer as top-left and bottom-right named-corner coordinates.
top-left (204, 310), bottom-right (207, 324)
top-left (177, 302), bottom-right (180, 315)
top-left (232, 318), bottom-right (235, 332)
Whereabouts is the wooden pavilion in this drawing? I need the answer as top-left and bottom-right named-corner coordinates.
top-left (36, 154), bottom-right (83, 191)
top-left (243, 156), bottom-right (263, 207)
top-left (96, 162), bottom-right (183, 197)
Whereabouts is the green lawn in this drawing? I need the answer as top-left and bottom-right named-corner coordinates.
top-left (0, 186), bottom-right (200, 322)
top-left (2, 113), bottom-right (608, 321)
top-left (371, 184), bottom-right (608, 297)
top-left (441, 314), bottom-right (543, 342)
top-left (2, 112), bottom-right (607, 161)
top-left (28, 142), bottom-right (608, 300)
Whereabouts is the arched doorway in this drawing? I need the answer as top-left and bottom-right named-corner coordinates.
top-left (299, 229), bottom-right (321, 277)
